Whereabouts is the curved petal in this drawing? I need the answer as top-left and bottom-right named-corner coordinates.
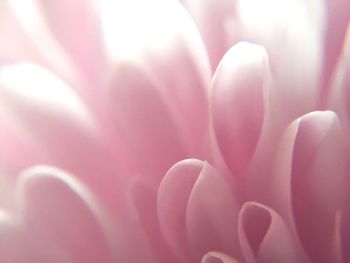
top-left (128, 180), bottom-right (177, 263)
top-left (290, 111), bottom-right (349, 262)
top-left (0, 1), bottom-right (44, 65)
top-left (263, 111), bottom-right (347, 262)
top-left (328, 29), bottom-right (350, 128)
top-left (0, 166), bottom-right (119, 262)
top-left (6, 0), bottom-right (80, 86)
top-left (107, 63), bottom-right (189, 185)
top-left (186, 162), bottom-right (240, 260)
top-left (202, 251), bottom-right (240, 263)
top-left (157, 159), bottom-right (204, 262)
top-left (158, 159), bottom-right (240, 262)
top-left (17, 166), bottom-right (118, 262)
top-left (33, 0), bottom-right (105, 87)
top-left (0, 63), bottom-right (124, 210)
top-left (238, 202), bottom-right (307, 263)
top-left (182, 0), bottom-right (241, 68)
top-left (237, 0), bottom-right (324, 125)
top-left (105, 0), bottom-right (211, 184)
top-left (320, 0), bottom-right (350, 100)
top-left (211, 42), bottom-right (269, 177)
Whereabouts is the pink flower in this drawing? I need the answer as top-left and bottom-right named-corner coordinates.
top-left (0, 0), bottom-right (349, 262)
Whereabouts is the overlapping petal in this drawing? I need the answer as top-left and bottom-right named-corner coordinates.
top-left (158, 159), bottom-right (240, 262)
top-left (238, 202), bottom-right (307, 263)
top-left (212, 42), bottom-right (269, 177)
top-left (105, 0), bottom-right (211, 184)
top-left (0, 166), bottom-right (118, 262)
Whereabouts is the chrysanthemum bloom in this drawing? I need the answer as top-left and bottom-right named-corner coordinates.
top-left (0, 0), bottom-right (349, 262)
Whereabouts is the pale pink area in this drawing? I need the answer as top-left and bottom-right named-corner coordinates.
top-left (320, 0), bottom-right (350, 102)
top-left (0, 166), bottom-right (118, 262)
top-left (0, 0), bottom-right (350, 262)
top-left (33, 0), bottom-right (106, 87)
top-left (202, 252), bottom-right (240, 263)
top-left (181, 0), bottom-right (241, 69)
top-left (211, 42), bottom-right (268, 177)
top-left (291, 112), bottom-right (348, 262)
top-left (158, 159), bottom-right (240, 262)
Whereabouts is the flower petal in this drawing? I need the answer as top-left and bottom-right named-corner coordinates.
top-left (105, 0), bottom-right (211, 184)
top-left (128, 180), bottom-right (177, 263)
top-left (321, 0), bottom-right (350, 98)
top-left (290, 111), bottom-right (348, 262)
top-left (237, 0), bottom-right (323, 124)
top-left (0, 63), bottom-right (123, 210)
top-left (262, 111), bottom-right (348, 262)
top-left (33, 0), bottom-right (105, 86)
top-left (211, 42), bottom-right (269, 176)
top-left (17, 166), bottom-right (118, 262)
top-left (186, 162), bottom-right (240, 260)
top-left (202, 251), bottom-right (240, 263)
top-left (182, 0), bottom-right (241, 68)
top-left (238, 202), bottom-right (307, 263)
top-left (157, 159), bottom-right (204, 262)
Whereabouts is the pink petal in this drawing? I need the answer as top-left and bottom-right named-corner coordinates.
top-left (340, 207), bottom-right (350, 262)
top-left (6, 0), bottom-right (80, 86)
top-left (128, 180), bottom-right (177, 263)
top-left (327, 31), bottom-right (350, 128)
top-left (320, 0), bottom-right (350, 101)
top-left (0, 211), bottom-right (47, 262)
top-left (202, 251), bottom-right (241, 263)
top-left (157, 159), bottom-right (204, 262)
top-left (238, 202), bottom-right (307, 263)
top-left (105, 0), bottom-right (211, 184)
top-left (259, 111), bottom-right (347, 262)
top-left (237, 0), bottom-right (323, 125)
top-left (33, 0), bottom-right (105, 87)
top-left (186, 162), bottom-right (240, 261)
top-left (290, 111), bottom-right (349, 262)
top-left (211, 42), bottom-right (269, 176)
top-left (181, 0), bottom-right (241, 69)
top-left (0, 63), bottom-right (124, 211)
top-left (0, 1), bottom-right (44, 65)
top-left (17, 166), bottom-right (118, 262)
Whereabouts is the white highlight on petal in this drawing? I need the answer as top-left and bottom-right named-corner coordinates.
top-left (0, 209), bottom-right (11, 222)
top-left (101, 0), bottom-right (191, 60)
top-left (0, 63), bottom-right (93, 127)
top-left (239, 0), bottom-right (301, 31)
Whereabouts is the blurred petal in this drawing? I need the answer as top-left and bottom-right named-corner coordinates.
top-left (321, 0), bottom-right (350, 99)
top-left (18, 166), bottom-right (118, 262)
top-left (129, 180), bottom-right (177, 263)
top-left (33, 0), bottom-right (105, 86)
top-left (340, 207), bottom-right (350, 262)
top-left (237, 0), bottom-right (324, 125)
top-left (212, 42), bottom-right (269, 176)
top-left (202, 251), bottom-right (240, 263)
top-left (106, 0), bottom-right (211, 184)
top-left (0, 63), bottom-right (123, 210)
top-left (182, 0), bottom-right (241, 68)
top-left (0, 211), bottom-right (31, 262)
top-left (6, 0), bottom-right (80, 85)
top-left (157, 159), bottom-right (203, 262)
top-left (328, 28), bottom-right (350, 127)
top-left (0, 166), bottom-right (118, 262)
